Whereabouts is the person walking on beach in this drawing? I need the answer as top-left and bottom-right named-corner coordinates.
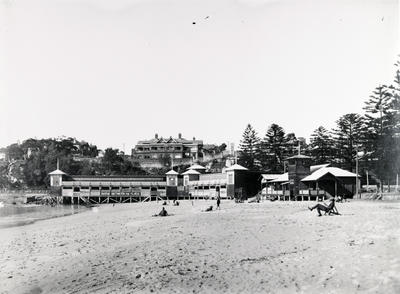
top-left (216, 195), bottom-right (221, 210)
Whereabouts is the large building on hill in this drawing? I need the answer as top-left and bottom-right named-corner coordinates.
top-left (131, 134), bottom-right (204, 168)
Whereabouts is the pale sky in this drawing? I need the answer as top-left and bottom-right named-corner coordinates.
top-left (1, 0), bottom-right (399, 151)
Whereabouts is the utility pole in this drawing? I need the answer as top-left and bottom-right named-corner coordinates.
top-left (355, 147), bottom-right (359, 199)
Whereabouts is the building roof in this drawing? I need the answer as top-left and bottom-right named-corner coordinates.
top-left (137, 136), bottom-right (203, 145)
top-left (70, 175), bottom-right (165, 181)
top-left (225, 164), bottom-right (248, 171)
top-left (301, 167), bottom-right (358, 182)
top-left (286, 154), bottom-right (312, 160)
top-left (261, 174), bottom-right (282, 183)
top-left (166, 170), bottom-right (179, 175)
top-left (269, 173), bottom-right (289, 183)
top-left (310, 163), bottom-right (330, 173)
top-left (182, 169), bottom-right (201, 175)
top-left (48, 169), bottom-right (67, 175)
top-left (188, 164), bottom-right (206, 170)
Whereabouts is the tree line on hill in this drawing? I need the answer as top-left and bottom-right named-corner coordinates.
top-left (0, 138), bottom-right (145, 189)
top-left (238, 59), bottom-right (400, 188)
top-left (0, 138), bottom-right (227, 189)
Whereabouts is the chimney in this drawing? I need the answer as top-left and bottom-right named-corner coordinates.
top-left (155, 133), bottom-right (158, 139)
top-left (178, 133), bottom-right (182, 139)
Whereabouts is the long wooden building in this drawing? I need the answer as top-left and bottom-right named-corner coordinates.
top-left (49, 163), bottom-right (262, 204)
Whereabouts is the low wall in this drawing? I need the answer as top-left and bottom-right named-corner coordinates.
top-left (361, 192), bottom-right (400, 201)
top-left (0, 190), bottom-right (51, 204)
top-left (0, 193), bottom-right (27, 204)
top-left (382, 193), bottom-right (400, 201)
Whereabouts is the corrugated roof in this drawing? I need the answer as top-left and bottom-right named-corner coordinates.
top-left (269, 173), bottom-right (288, 183)
top-left (301, 167), bottom-right (358, 182)
top-left (286, 154), bottom-right (312, 160)
top-left (166, 170), bottom-right (179, 175)
top-left (225, 164), bottom-right (248, 171)
top-left (188, 164), bottom-right (206, 170)
top-left (261, 174), bottom-right (282, 182)
top-left (310, 163), bottom-right (330, 173)
top-left (182, 169), bottom-right (201, 175)
top-left (48, 169), bottom-right (67, 175)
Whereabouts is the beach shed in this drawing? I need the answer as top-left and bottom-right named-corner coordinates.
top-left (182, 169), bottom-right (201, 186)
top-left (49, 169), bottom-right (67, 187)
top-left (226, 164), bottom-right (261, 200)
top-left (166, 169), bottom-right (179, 198)
top-left (301, 167), bottom-right (358, 198)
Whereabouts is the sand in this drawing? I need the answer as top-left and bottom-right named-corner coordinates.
top-left (0, 200), bottom-right (399, 294)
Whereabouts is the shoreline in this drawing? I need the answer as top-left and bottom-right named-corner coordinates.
top-left (0, 204), bottom-right (90, 229)
top-left (1, 200), bottom-right (399, 293)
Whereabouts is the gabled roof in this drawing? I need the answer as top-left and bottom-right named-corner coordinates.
top-left (49, 169), bottom-right (67, 175)
top-left (301, 167), bottom-right (358, 182)
top-left (286, 154), bottom-right (312, 160)
top-left (261, 174), bottom-right (282, 182)
top-left (269, 173), bottom-right (288, 183)
top-left (310, 163), bottom-right (330, 173)
top-left (182, 169), bottom-right (201, 175)
top-left (166, 170), bottom-right (179, 175)
top-left (225, 164), bottom-right (248, 171)
top-left (188, 164), bottom-right (206, 170)
top-left (137, 136), bottom-right (203, 145)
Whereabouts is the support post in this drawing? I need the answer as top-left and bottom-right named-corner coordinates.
top-left (355, 153), bottom-right (359, 199)
top-left (335, 180), bottom-right (337, 197)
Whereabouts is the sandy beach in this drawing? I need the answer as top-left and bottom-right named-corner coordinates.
top-left (0, 200), bottom-right (399, 294)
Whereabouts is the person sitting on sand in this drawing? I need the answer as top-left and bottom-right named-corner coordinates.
top-left (173, 200), bottom-right (180, 206)
top-left (162, 201), bottom-right (167, 206)
top-left (308, 198), bottom-right (339, 216)
top-left (158, 207), bottom-right (168, 217)
top-left (203, 205), bottom-right (213, 212)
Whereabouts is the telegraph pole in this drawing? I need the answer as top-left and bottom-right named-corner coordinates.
top-left (355, 152), bottom-right (359, 198)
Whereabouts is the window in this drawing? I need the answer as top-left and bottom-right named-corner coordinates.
top-left (228, 174), bottom-right (234, 184)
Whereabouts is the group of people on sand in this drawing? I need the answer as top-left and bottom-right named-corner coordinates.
top-left (203, 195), bottom-right (221, 212)
top-left (155, 196), bottom-right (222, 216)
top-left (155, 195), bottom-right (340, 217)
top-left (162, 200), bottom-right (180, 206)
